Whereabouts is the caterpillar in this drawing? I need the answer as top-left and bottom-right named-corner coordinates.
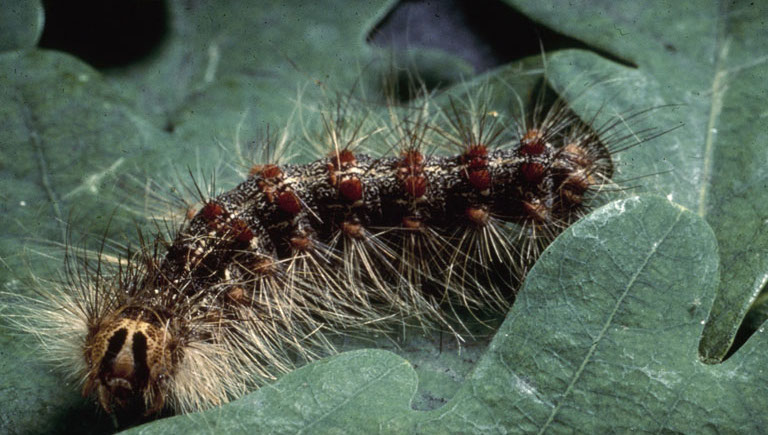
top-left (6, 70), bottom-right (665, 424)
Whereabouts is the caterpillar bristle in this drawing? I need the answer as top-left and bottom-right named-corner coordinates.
top-left (4, 63), bottom-right (672, 422)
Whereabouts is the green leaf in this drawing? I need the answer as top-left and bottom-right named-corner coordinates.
top-left (0, 50), bottom-right (172, 272)
top-left (2, 0), bottom-right (768, 433)
top-left (508, 0), bottom-right (768, 365)
top-left (0, 49), bottom-right (174, 435)
top-left (0, 0), bottom-right (44, 51)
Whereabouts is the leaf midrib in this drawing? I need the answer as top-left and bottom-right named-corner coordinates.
top-left (296, 359), bottom-right (404, 434)
top-left (536, 207), bottom-right (684, 433)
top-left (697, 0), bottom-right (729, 218)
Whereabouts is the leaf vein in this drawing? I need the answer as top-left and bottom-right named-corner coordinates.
top-left (697, 1), bottom-right (731, 217)
top-left (17, 91), bottom-right (65, 242)
top-left (537, 209), bottom-right (684, 433)
top-left (297, 360), bottom-right (402, 434)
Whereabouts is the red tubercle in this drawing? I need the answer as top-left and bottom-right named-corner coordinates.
top-left (465, 206), bottom-right (490, 226)
top-left (401, 216), bottom-right (422, 229)
top-left (522, 128), bottom-right (542, 142)
top-left (277, 191), bottom-right (302, 214)
top-left (520, 129), bottom-right (546, 156)
top-left (400, 149), bottom-right (424, 168)
top-left (248, 257), bottom-right (275, 275)
top-left (562, 169), bottom-right (594, 195)
top-left (520, 140), bottom-right (546, 156)
top-left (230, 219), bottom-right (254, 244)
top-left (257, 180), bottom-right (277, 204)
top-left (261, 164), bottom-right (283, 179)
top-left (560, 188), bottom-right (584, 206)
top-left (201, 202), bottom-right (225, 223)
top-left (338, 149), bottom-right (357, 164)
top-left (341, 221), bottom-right (365, 239)
top-left (256, 165), bottom-right (282, 204)
top-left (326, 162), bottom-right (338, 186)
top-left (562, 143), bottom-right (593, 169)
top-left (462, 144), bottom-right (488, 164)
top-left (466, 144), bottom-right (488, 156)
top-left (330, 149), bottom-right (357, 171)
top-left (403, 175), bottom-right (427, 198)
top-left (227, 286), bottom-right (247, 304)
top-left (522, 199), bottom-right (551, 224)
top-left (520, 162), bottom-right (545, 185)
top-left (462, 144), bottom-right (490, 191)
top-left (289, 235), bottom-right (313, 251)
top-left (398, 149), bottom-right (427, 198)
top-left (338, 177), bottom-right (363, 202)
top-left (468, 169), bottom-right (491, 191)
top-left (328, 150), bottom-right (358, 187)
top-left (467, 157), bottom-right (487, 170)
top-left (186, 205), bottom-right (198, 221)
top-left (250, 164), bottom-right (283, 179)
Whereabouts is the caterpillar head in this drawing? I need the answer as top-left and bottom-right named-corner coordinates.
top-left (83, 312), bottom-right (176, 415)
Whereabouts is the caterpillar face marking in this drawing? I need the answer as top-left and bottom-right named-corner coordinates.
top-left (10, 78), bottom-right (664, 420)
top-left (83, 316), bottom-right (174, 414)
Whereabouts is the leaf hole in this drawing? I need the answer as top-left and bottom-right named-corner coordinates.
top-left (39, 0), bottom-right (169, 69)
top-left (367, 0), bottom-right (636, 89)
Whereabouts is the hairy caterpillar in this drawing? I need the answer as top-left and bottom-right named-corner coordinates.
top-left (6, 69), bottom-right (666, 423)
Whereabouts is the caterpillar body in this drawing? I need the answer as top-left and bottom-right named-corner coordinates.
top-left (9, 76), bottom-right (659, 421)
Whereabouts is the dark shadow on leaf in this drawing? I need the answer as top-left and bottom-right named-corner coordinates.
top-left (368, 0), bottom-right (636, 74)
top-left (39, 0), bottom-right (169, 69)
